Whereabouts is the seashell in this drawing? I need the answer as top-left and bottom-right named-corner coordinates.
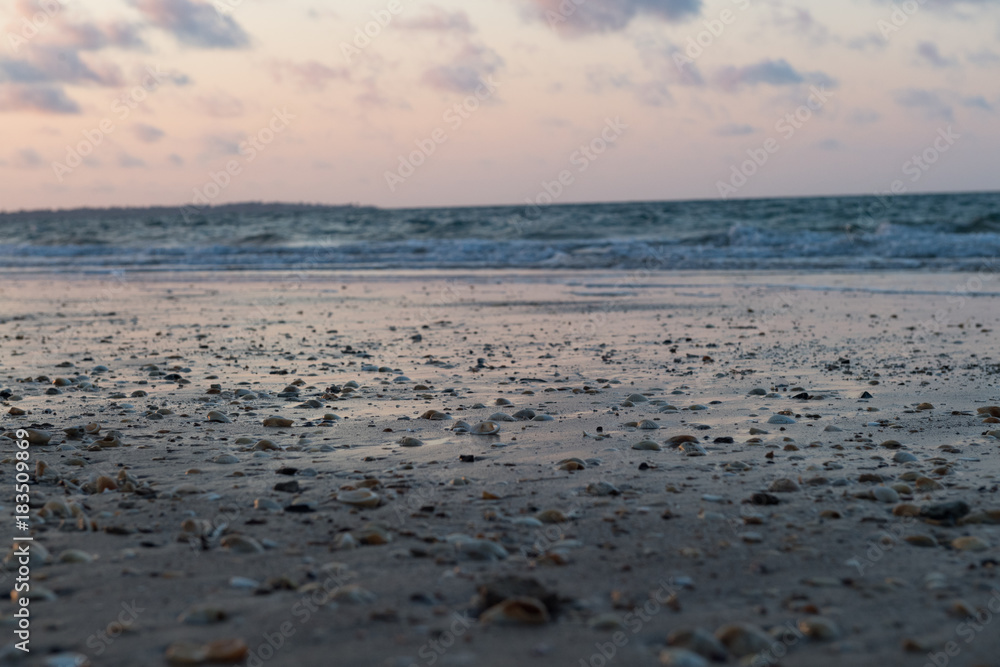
top-left (667, 435), bottom-right (698, 446)
top-left (532, 414), bottom-right (554, 422)
top-left (455, 538), bottom-right (508, 561)
top-left (636, 419), bottom-right (658, 429)
top-left (337, 488), bottom-right (381, 508)
top-left (220, 535), bottom-right (265, 554)
top-left (586, 481), bottom-right (620, 496)
top-left (357, 523), bottom-right (392, 545)
top-left (58, 549), bottom-right (95, 564)
top-left (489, 412), bottom-right (517, 422)
top-left (893, 451), bottom-right (918, 463)
top-left (451, 420), bottom-right (472, 432)
top-left (798, 616), bottom-right (841, 641)
top-left (535, 509), bottom-right (567, 523)
top-left (95, 475), bottom-right (118, 493)
top-left (480, 597), bottom-right (550, 625)
top-left (953, 536), bottom-right (990, 552)
top-left (213, 454), bottom-right (239, 464)
top-left (626, 393), bottom-right (649, 403)
top-left (42, 498), bottom-right (74, 518)
top-left (512, 409), bottom-right (536, 420)
top-left (823, 424), bottom-right (843, 432)
top-left (206, 410), bottom-right (231, 423)
top-left (495, 398), bottom-right (513, 406)
top-left (5, 542), bottom-right (49, 567)
top-left (767, 415), bottom-right (796, 425)
top-left (917, 402), bottom-right (934, 410)
top-left (334, 533), bottom-right (359, 550)
top-left (180, 518), bottom-right (212, 536)
top-left (714, 623), bottom-right (773, 657)
top-left (253, 498), bottom-right (281, 511)
top-left (470, 421), bottom-right (500, 435)
top-left (327, 584), bottom-right (377, 604)
top-left (205, 639), bottom-right (248, 663)
top-left (557, 458), bottom-right (586, 471)
top-left (658, 405), bottom-right (680, 413)
top-left (977, 406), bottom-right (1000, 417)
top-left (448, 476), bottom-right (470, 486)
top-left (262, 417), bottom-right (293, 427)
top-left (253, 439), bottom-right (279, 451)
top-left (397, 436), bottom-right (424, 447)
top-left (420, 409), bottom-right (451, 420)
top-left (632, 440), bottom-right (662, 451)
top-left (680, 442), bottom-right (707, 457)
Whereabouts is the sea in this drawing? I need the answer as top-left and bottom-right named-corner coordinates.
top-left (1, 191), bottom-right (999, 273)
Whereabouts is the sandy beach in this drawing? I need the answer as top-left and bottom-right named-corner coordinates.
top-left (2, 269), bottom-right (1000, 667)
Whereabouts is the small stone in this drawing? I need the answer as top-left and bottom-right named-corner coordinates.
top-left (586, 481), bottom-right (620, 496)
top-left (262, 417), bottom-right (293, 427)
top-left (58, 549), bottom-right (95, 564)
top-left (873, 486), bottom-right (900, 503)
top-left (252, 439), bottom-right (279, 451)
top-left (254, 498), bottom-right (281, 511)
top-left (327, 584), bottom-right (377, 604)
top-left (904, 535), bottom-right (937, 547)
top-left (479, 597), bottom-right (550, 625)
top-left (920, 501), bottom-right (970, 525)
top-left (179, 605), bottom-right (227, 625)
top-left (213, 454), bottom-right (239, 465)
top-left (44, 653), bottom-right (91, 667)
top-left (397, 436), bottom-right (424, 447)
top-left (715, 623), bottom-right (773, 657)
top-left (659, 649), bottom-right (708, 667)
top-left (220, 535), bottom-right (264, 554)
top-left (952, 536), bottom-right (990, 552)
top-left (535, 509), bottom-right (567, 524)
top-left (206, 410), bottom-right (231, 423)
top-left (740, 532), bottom-right (764, 544)
top-left (768, 478), bottom-right (800, 493)
top-left (798, 616), bottom-right (842, 641)
top-left (666, 628), bottom-right (728, 661)
top-left (823, 424), bottom-right (843, 432)
top-left (917, 403), bottom-right (934, 410)
top-left (893, 452), bottom-right (918, 463)
top-left (632, 440), bottom-right (662, 451)
top-left (204, 639), bottom-right (248, 663)
top-left (626, 393), bottom-right (649, 403)
top-left (166, 642), bottom-right (208, 665)
top-left (273, 480), bottom-right (301, 493)
top-left (419, 410), bottom-right (451, 420)
top-left (915, 476), bottom-right (944, 491)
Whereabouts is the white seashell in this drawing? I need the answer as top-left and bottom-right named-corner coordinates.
top-left (397, 436), bottom-right (424, 447)
top-left (337, 489), bottom-right (381, 508)
top-left (489, 412), bottom-right (517, 422)
top-left (767, 415), bottom-right (797, 424)
top-left (470, 421), bottom-right (501, 435)
top-left (680, 442), bottom-right (707, 457)
top-left (454, 538), bottom-right (508, 561)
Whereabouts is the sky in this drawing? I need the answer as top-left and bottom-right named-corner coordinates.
top-left (0, 0), bottom-right (997, 211)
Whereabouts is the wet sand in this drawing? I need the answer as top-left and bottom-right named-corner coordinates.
top-left (2, 270), bottom-right (1000, 667)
